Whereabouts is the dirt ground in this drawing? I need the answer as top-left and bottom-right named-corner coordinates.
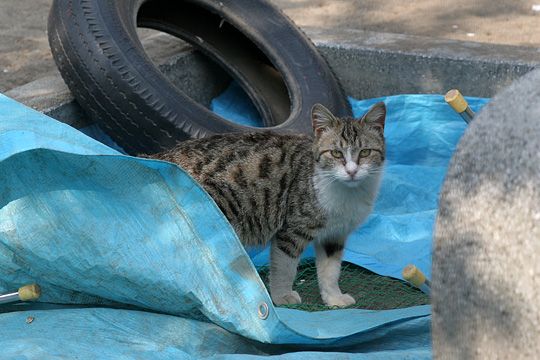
top-left (1, 0), bottom-right (539, 93)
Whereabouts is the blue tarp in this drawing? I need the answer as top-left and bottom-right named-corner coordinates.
top-left (0, 88), bottom-right (488, 358)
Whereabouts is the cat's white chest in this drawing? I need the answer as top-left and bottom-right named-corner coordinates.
top-left (314, 173), bottom-right (382, 241)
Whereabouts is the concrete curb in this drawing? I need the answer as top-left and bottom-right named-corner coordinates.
top-left (5, 28), bottom-right (540, 128)
top-left (311, 28), bottom-right (539, 99)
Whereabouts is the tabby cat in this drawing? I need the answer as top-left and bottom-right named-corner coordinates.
top-left (148, 102), bottom-right (386, 307)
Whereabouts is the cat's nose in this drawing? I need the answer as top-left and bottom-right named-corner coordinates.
top-left (345, 162), bottom-right (358, 177)
top-left (346, 169), bottom-right (357, 177)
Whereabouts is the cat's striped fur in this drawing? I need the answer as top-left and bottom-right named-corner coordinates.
top-left (148, 102), bottom-right (386, 307)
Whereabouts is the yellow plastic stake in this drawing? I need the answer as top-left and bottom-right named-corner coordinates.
top-left (18, 284), bottom-right (41, 301)
top-left (402, 265), bottom-right (431, 295)
top-left (445, 89), bottom-right (475, 123)
top-left (0, 284), bottom-right (41, 304)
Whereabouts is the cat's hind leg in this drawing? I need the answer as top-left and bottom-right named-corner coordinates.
top-left (269, 229), bottom-right (310, 305)
top-left (315, 240), bottom-right (355, 307)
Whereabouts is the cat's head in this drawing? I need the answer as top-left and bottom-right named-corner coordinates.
top-left (311, 102), bottom-right (386, 186)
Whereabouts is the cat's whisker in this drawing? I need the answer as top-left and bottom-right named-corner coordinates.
top-left (317, 178), bottom-right (343, 202)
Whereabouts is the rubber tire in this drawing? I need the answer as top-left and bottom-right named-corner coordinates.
top-left (48, 0), bottom-right (351, 154)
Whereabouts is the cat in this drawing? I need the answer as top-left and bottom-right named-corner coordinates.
top-left (146, 102), bottom-right (386, 307)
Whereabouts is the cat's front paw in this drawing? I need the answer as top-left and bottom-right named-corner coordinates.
top-left (323, 293), bottom-right (355, 307)
top-left (272, 290), bottom-right (302, 305)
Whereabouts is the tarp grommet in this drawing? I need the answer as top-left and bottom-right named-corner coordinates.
top-left (257, 302), bottom-right (269, 320)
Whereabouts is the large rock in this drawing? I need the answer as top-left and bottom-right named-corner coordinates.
top-left (433, 68), bottom-right (540, 358)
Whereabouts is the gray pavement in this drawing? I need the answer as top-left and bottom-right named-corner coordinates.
top-left (0, 0), bottom-right (55, 92)
top-left (1, 0), bottom-right (539, 93)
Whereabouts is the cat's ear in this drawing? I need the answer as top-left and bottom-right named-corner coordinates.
top-left (361, 102), bottom-right (386, 131)
top-left (311, 103), bottom-right (337, 137)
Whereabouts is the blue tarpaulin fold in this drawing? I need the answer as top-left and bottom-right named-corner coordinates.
top-left (0, 89), bottom-right (487, 358)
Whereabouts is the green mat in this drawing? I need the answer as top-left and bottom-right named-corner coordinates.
top-left (258, 260), bottom-right (429, 311)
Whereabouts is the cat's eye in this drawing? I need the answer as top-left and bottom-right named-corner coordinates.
top-left (359, 149), bottom-right (371, 158)
top-left (330, 149), bottom-right (343, 158)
